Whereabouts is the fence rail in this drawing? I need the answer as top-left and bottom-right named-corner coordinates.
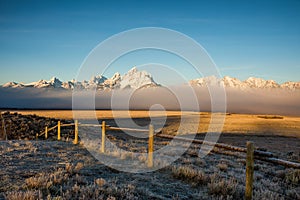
top-left (157, 134), bottom-right (275, 157)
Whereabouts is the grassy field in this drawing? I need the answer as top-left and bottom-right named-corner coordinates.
top-left (0, 110), bottom-right (299, 199)
top-left (11, 110), bottom-right (300, 137)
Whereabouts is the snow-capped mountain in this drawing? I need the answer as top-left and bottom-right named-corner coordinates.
top-left (104, 72), bottom-right (121, 88)
top-left (244, 77), bottom-right (280, 89)
top-left (49, 77), bottom-right (63, 88)
top-left (189, 76), bottom-right (220, 87)
top-left (280, 81), bottom-right (300, 90)
top-left (2, 81), bottom-right (23, 88)
top-left (119, 67), bottom-right (158, 89)
top-left (3, 78), bottom-right (64, 89)
top-left (2, 68), bottom-right (299, 91)
top-left (61, 79), bottom-right (76, 90)
top-left (222, 76), bottom-right (248, 89)
top-left (1, 67), bottom-right (159, 90)
top-left (189, 76), bottom-right (300, 90)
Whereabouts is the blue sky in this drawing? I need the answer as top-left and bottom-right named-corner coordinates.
top-left (0, 0), bottom-right (299, 84)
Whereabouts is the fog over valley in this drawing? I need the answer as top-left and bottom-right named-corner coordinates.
top-left (1, 86), bottom-right (299, 116)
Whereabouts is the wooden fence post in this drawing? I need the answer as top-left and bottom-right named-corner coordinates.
top-left (101, 121), bottom-right (106, 153)
top-left (7, 120), bottom-right (11, 140)
top-left (45, 126), bottom-right (48, 139)
top-left (148, 124), bottom-right (154, 168)
top-left (0, 113), bottom-right (2, 139)
top-left (2, 118), bottom-right (7, 141)
top-left (73, 120), bottom-right (78, 144)
top-left (245, 141), bottom-right (254, 200)
top-left (57, 121), bottom-right (61, 141)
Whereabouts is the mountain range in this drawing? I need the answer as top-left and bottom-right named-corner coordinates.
top-left (1, 67), bottom-right (300, 91)
top-left (189, 76), bottom-right (300, 90)
top-left (2, 67), bottom-right (159, 90)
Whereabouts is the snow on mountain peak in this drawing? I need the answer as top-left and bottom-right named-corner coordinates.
top-left (244, 77), bottom-right (280, 88)
top-left (119, 67), bottom-right (158, 89)
top-left (104, 72), bottom-right (121, 88)
top-left (49, 77), bottom-right (62, 88)
top-left (50, 76), bottom-right (59, 82)
top-left (89, 75), bottom-right (106, 85)
top-left (2, 68), bottom-right (299, 91)
top-left (281, 81), bottom-right (300, 90)
top-left (189, 76), bottom-right (221, 87)
top-left (222, 76), bottom-right (247, 89)
top-left (127, 67), bottom-right (138, 74)
top-left (2, 81), bottom-right (22, 88)
top-left (189, 76), bottom-right (299, 90)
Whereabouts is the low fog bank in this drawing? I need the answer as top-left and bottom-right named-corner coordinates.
top-left (0, 87), bottom-right (299, 116)
top-left (225, 88), bottom-right (300, 116)
top-left (0, 88), bottom-right (73, 109)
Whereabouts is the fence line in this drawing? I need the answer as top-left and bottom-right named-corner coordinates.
top-left (156, 134), bottom-right (299, 168)
top-left (0, 116), bottom-right (298, 170)
top-left (38, 120), bottom-right (300, 200)
top-left (60, 123), bottom-right (75, 127)
top-left (33, 120), bottom-right (300, 169)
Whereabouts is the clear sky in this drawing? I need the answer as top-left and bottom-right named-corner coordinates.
top-left (0, 0), bottom-right (299, 84)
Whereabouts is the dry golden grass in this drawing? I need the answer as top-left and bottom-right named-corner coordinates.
top-left (12, 110), bottom-right (186, 119)
top-left (10, 110), bottom-right (300, 137)
top-left (171, 165), bottom-right (208, 185)
top-left (221, 113), bottom-right (300, 137)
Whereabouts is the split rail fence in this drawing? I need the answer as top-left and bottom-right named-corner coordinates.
top-left (1, 118), bottom-right (300, 200)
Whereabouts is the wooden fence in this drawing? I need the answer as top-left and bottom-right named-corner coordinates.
top-left (37, 121), bottom-right (76, 143)
top-left (1, 117), bottom-right (300, 169)
top-left (1, 117), bottom-right (300, 200)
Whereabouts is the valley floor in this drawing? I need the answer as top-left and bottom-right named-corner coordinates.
top-left (0, 111), bottom-right (299, 199)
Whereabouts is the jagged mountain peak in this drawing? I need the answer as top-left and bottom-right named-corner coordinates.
top-left (1, 67), bottom-right (158, 90)
top-left (49, 77), bottom-right (62, 87)
top-left (2, 69), bottom-right (299, 91)
top-left (50, 76), bottom-right (60, 82)
top-left (190, 76), bottom-right (299, 90)
top-left (88, 75), bottom-right (107, 85)
top-left (119, 67), bottom-right (157, 89)
top-left (128, 66), bottom-right (138, 74)
top-left (244, 77), bottom-right (280, 88)
top-left (2, 81), bottom-right (21, 88)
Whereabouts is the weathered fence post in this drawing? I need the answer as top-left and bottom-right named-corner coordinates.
top-left (57, 121), bottom-right (61, 141)
top-left (148, 124), bottom-right (154, 168)
top-left (73, 120), bottom-right (78, 144)
top-left (245, 141), bottom-right (254, 200)
top-left (0, 112), bottom-right (2, 139)
top-left (7, 120), bottom-right (11, 140)
top-left (45, 126), bottom-right (48, 139)
top-left (101, 121), bottom-right (106, 153)
top-left (2, 117), bottom-right (7, 140)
